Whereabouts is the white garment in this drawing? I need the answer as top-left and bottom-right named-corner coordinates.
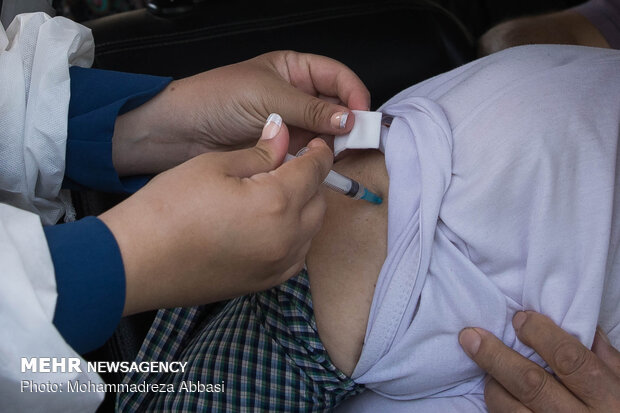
top-left (333, 110), bottom-right (382, 156)
top-left (338, 45), bottom-right (620, 411)
top-left (0, 12), bottom-right (93, 225)
top-left (0, 13), bottom-right (103, 412)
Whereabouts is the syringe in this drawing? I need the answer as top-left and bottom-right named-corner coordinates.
top-left (285, 148), bottom-right (383, 205)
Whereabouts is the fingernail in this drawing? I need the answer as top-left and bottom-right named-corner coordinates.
top-left (513, 311), bottom-right (527, 331)
top-left (296, 147), bottom-right (309, 157)
top-left (330, 111), bottom-right (349, 129)
top-left (459, 328), bottom-right (482, 357)
top-left (307, 137), bottom-right (329, 150)
top-left (262, 113), bottom-right (282, 140)
top-left (596, 326), bottom-right (611, 346)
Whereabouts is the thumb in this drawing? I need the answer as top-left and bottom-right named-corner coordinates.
top-left (281, 88), bottom-right (354, 135)
top-left (221, 113), bottom-right (290, 177)
top-left (592, 326), bottom-right (620, 377)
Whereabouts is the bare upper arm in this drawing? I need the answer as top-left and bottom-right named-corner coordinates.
top-left (306, 150), bottom-right (389, 376)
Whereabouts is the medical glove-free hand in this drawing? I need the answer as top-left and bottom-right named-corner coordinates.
top-left (459, 311), bottom-right (620, 412)
top-left (111, 51), bottom-right (370, 176)
top-left (100, 115), bottom-right (333, 316)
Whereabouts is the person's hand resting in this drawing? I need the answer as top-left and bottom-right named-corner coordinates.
top-left (111, 51), bottom-right (370, 176)
top-left (100, 114), bottom-right (333, 316)
top-left (459, 311), bottom-right (620, 412)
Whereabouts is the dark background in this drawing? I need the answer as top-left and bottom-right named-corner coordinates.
top-left (436, 0), bottom-right (586, 36)
top-left (55, 0), bottom-right (587, 37)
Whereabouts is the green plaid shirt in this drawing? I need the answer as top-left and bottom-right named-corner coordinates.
top-left (117, 270), bottom-right (364, 412)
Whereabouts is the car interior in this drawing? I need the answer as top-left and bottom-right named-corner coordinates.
top-left (69, 0), bottom-right (585, 410)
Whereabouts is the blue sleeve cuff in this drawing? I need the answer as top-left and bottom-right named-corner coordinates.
top-left (45, 216), bottom-right (126, 354)
top-left (65, 66), bottom-right (172, 193)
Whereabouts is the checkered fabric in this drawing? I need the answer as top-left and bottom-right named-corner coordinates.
top-left (116, 270), bottom-right (364, 412)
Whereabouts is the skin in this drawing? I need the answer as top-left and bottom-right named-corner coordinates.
top-left (306, 149), bottom-right (389, 376)
top-left (460, 312), bottom-right (620, 412)
top-left (110, 51), bottom-right (370, 176)
top-left (97, 51), bottom-right (372, 315)
top-left (101, 125), bottom-right (333, 315)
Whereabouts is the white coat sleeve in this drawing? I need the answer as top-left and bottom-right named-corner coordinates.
top-left (0, 204), bottom-right (105, 412)
top-left (0, 12), bottom-right (93, 225)
top-left (0, 12), bottom-right (104, 413)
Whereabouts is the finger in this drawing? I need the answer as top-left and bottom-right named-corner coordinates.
top-left (591, 326), bottom-right (620, 377)
top-left (285, 52), bottom-right (371, 111)
top-left (484, 377), bottom-right (533, 413)
top-left (273, 138), bottom-right (333, 207)
top-left (316, 94), bottom-right (341, 105)
top-left (514, 311), bottom-right (620, 408)
top-left (277, 85), bottom-right (357, 136)
top-left (217, 113), bottom-right (290, 177)
top-left (459, 327), bottom-right (585, 412)
top-left (288, 127), bottom-right (335, 155)
top-left (274, 52), bottom-right (371, 136)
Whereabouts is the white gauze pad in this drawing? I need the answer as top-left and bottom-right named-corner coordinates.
top-left (333, 110), bottom-right (382, 156)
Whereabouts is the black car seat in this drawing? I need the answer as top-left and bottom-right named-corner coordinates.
top-left (77, 1), bottom-right (474, 410)
top-left (86, 0), bottom-right (474, 108)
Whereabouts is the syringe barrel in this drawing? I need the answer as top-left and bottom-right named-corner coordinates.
top-left (287, 150), bottom-right (368, 201)
top-left (323, 170), bottom-right (353, 195)
top-left (286, 153), bottom-right (356, 196)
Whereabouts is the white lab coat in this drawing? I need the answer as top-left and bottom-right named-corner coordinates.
top-left (0, 12), bottom-right (105, 412)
